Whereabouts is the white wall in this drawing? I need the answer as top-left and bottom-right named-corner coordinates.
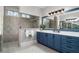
top-left (19, 6), bottom-right (42, 16)
top-left (0, 6), bottom-right (4, 35)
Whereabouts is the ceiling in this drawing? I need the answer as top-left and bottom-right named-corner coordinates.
top-left (35, 6), bottom-right (48, 9)
top-left (35, 6), bottom-right (78, 11)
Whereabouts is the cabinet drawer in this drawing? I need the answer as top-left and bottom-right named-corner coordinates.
top-left (63, 36), bottom-right (79, 42)
top-left (62, 47), bottom-right (76, 53)
top-left (62, 40), bottom-right (79, 46)
top-left (62, 48), bottom-right (73, 53)
top-left (62, 46), bottom-right (79, 53)
top-left (62, 44), bottom-right (73, 49)
top-left (62, 43), bottom-right (79, 50)
top-left (62, 39), bottom-right (79, 43)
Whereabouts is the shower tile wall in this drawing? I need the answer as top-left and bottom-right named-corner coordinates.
top-left (3, 16), bottom-right (20, 42)
top-left (3, 6), bottom-right (20, 42)
top-left (19, 18), bottom-right (39, 28)
top-left (3, 6), bottom-right (39, 42)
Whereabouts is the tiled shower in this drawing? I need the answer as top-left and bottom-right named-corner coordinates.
top-left (3, 6), bottom-right (39, 45)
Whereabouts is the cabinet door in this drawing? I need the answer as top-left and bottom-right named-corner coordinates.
top-left (37, 32), bottom-right (43, 44)
top-left (48, 34), bottom-right (54, 48)
top-left (37, 32), bottom-right (48, 45)
top-left (40, 32), bottom-right (45, 44)
top-left (54, 34), bottom-right (62, 52)
top-left (61, 35), bottom-right (79, 53)
top-left (37, 32), bottom-right (40, 43)
top-left (43, 33), bottom-right (48, 46)
top-left (37, 32), bottom-right (39, 39)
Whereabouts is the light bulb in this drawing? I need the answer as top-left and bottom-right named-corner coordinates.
top-left (49, 12), bottom-right (52, 15)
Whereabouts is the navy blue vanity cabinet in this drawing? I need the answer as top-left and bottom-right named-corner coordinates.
top-left (47, 34), bottom-right (54, 48)
top-left (61, 35), bottom-right (79, 53)
top-left (40, 33), bottom-right (53, 47)
top-left (42, 33), bottom-right (49, 46)
top-left (37, 32), bottom-right (40, 42)
top-left (54, 34), bottom-right (62, 52)
top-left (37, 32), bottom-right (54, 48)
top-left (37, 32), bottom-right (44, 44)
top-left (37, 32), bottom-right (48, 46)
top-left (37, 32), bottom-right (79, 53)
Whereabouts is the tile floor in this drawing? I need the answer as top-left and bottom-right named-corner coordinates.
top-left (1, 40), bottom-right (58, 53)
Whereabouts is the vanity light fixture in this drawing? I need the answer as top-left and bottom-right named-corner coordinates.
top-left (55, 11), bottom-right (58, 13)
top-left (62, 8), bottom-right (64, 11)
top-left (48, 8), bottom-right (64, 15)
top-left (48, 12), bottom-right (52, 15)
top-left (51, 12), bottom-right (54, 14)
top-left (58, 10), bottom-right (62, 12)
top-left (61, 8), bottom-right (64, 13)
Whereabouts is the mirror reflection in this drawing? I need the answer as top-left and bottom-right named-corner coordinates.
top-left (42, 16), bottom-right (58, 30)
top-left (42, 13), bottom-right (79, 32)
top-left (59, 12), bottom-right (79, 31)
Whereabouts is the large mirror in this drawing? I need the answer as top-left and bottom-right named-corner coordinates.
top-left (41, 16), bottom-right (58, 30)
top-left (42, 13), bottom-right (79, 32)
top-left (59, 12), bottom-right (79, 32)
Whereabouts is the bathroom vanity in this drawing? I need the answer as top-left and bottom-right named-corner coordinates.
top-left (36, 30), bottom-right (79, 53)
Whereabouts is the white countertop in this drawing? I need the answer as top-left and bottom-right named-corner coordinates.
top-left (37, 30), bottom-right (79, 37)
